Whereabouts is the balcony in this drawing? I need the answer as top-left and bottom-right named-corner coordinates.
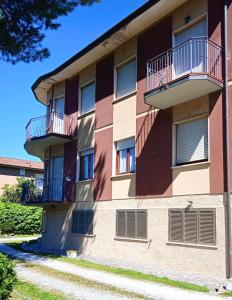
top-left (24, 112), bottom-right (75, 158)
top-left (144, 37), bottom-right (223, 109)
top-left (21, 178), bottom-right (76, 205)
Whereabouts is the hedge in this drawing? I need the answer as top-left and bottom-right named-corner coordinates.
top-left (0, 202), bottom-right (42, 235)
top-left (0, 253), bottom-right (16, 299)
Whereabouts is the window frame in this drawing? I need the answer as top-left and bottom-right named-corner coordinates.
top-left (114, 56), bottom-right (137, 100)
top-left (116, 146), bottom-right (135, 175)
top-left (19, 168), bottom-right (26, 177)
top-left (79, 80), bottom-right (96, 116)
top-left (168, 208), bottom-right (216, 246)
top-left (72, 210), bottom-right (94, 235)
top-left (116, 209), bottom-right (147, 240)
top-left (172, 114), bottom-right (209, 167)
top-left (79, 148), bottom-right (94, 181)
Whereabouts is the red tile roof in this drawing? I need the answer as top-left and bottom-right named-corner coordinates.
top-left (0, 157), bottom-right (43, 170)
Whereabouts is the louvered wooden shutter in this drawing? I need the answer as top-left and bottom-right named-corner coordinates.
top-left (127, 211), bottom-right (136, 238)
top-left (137, 211), bottom-right (147, 239)
top-left (78, 211), bottom-right (86, 234)
top-left (117, 211), bottom-right (126, 237)
top-left (72, 211), bottom-right (78, 233)
top-left (199, 210), bottom-right (215, 245)
top-left (176, 118), bottom-right (208, 164)
top-left (184, 210), bottom-right (197, 243)
top-left (86, 211), bottom-right (94, 235)
top-left (169, 210), bottom-right (182, 242)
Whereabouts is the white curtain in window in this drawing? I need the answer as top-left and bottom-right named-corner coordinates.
top-left (176, 118), bottom-right (208, 164)
top-left (81, 82), bottom-right (95, 114)
top-left (117, 59), bottom-right (136, 98)
top-left (119, 149), bottom-right (127, 173)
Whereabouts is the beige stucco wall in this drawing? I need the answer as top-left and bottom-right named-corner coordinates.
top-left (113, 95), bottom-right (136, 141)
top-left (41, 194), bottom-right (226, 278)
top-left (0, 175), bottom-right (18, 195)
top-left (44, 145), bottom-right (64, 159)
top-left (172, 0), bottom-right (207, 32)
top-left (47, 81), bottom-right (65, 103)
top-left (114, 37), bottom-right (137, 65)
top-left (79, 64), bottom-right (96, 87)
top-left (172, 96), bottom-right (210, 195)
top-left (77, 113), bottom-right (95, 150)
top-left (112, 174), bottom-right (136, 199)
top-left (76, 180), bottom-right (93, 202)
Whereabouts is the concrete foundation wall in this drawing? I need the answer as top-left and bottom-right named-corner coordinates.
top-left (41, 194), bottom-right (226, 278)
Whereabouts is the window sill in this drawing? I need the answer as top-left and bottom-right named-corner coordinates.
top-left (171, 161), bottom-right (210, 170)
top-left (77, 109), bottom-right (95, 119)
top-left (73, 234), bottom-right (96, 238)
top-left (114, 237), bottom-right (151, 243)
top-left (113, 90), bottom-right (137, 104)
top-left (111, 173), bottom-right (135, 180)
top-left (76, 179), bottom-right (93, 183)
top-left (166, 241), bottom-right (217, 250)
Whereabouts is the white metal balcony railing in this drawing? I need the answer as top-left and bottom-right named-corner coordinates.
top-left (146, 37), bottom-right (222, 92)
top-left (26, 112), bottom-right (74, 140)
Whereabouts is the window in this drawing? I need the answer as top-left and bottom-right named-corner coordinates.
top-left (175, 117), bottom-right (208, 165)
top-left (19, 168), bottom-right (26, 177)
top-left (116, 137), bottom-right (135, 174)
top-left (35, 174), bottom-right (44, 190)
top-left (116, 58), bottom-right (136, 98)
top-left (72, 210), bottom-right (94, 235)
top-left (169, 209), bottom-right (216, 245)
top-left (116, 210), bottom-right (147, 239)
top-left (80, 148), bottom-right (94, 180)
top-left (80, 82), bottom-right (95, 115)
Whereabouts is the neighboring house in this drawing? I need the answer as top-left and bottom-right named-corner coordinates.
top-left (23, 0), bottom-right (232, 280)
top-left (0, 157), bottom-right (44, 195)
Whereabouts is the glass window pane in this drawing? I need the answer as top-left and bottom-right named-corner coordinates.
top-left (81, 82), bottom-right (95, 114)
top-left (83, 155), bottom-right (89, 179)
top-left (119, 149), bottom-right (127, 173)
top-left (116, 59), bottom-right (136, 98)
top-left (129, 147), bottom-right (135, 172)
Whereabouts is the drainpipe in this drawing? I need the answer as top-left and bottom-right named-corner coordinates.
top-left (224, 0), bottom-right (231, 280)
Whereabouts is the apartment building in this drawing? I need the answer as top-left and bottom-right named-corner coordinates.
top-left (23, 0), bottom-right (232, 280)
top-left (0, 157), bottom-right (43, 195)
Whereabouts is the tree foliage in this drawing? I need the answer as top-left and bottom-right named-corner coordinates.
top-left (0, 177), bottom-right (35, 203)
top-left (0, 0), bottom-right (100, 64)
top-left (0, 253), bottom-right (16, 300)
top-left (0, 202), bottom-right (42, 235)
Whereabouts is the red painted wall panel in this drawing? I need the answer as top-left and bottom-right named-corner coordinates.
top-left (93, 127), bottom-right (113, 201)
top-left (136, 109), bottom-right (172, 196)
top-left (65, 76), bottom-right (78, 136)
top-left (63, 140), bottom-right (77, 202)
top-left (209, 91), bottom-right (225, 194)
top-left (137, 17), bottom-right (172, 115)
top-left (95, 54), bottom-right (114, 129)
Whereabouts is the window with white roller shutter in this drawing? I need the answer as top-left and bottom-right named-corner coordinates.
top-left (175, 117), bottom-right (208, 165)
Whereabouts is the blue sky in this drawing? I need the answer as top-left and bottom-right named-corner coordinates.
top-left (0, 0), bottom-right (146, 162)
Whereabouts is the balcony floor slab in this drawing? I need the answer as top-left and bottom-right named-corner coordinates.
top-left (144, 74), bottom-right (223, 110)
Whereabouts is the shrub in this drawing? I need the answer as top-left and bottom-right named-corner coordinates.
top-left (0, 253), bottom-right (16, 300)
top-left (0, 202), bottom-right (42, 235)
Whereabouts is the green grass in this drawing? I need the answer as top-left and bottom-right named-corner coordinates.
top-left (223, 291), bottom-right (232, 297)
top-left (17, 261), bottom-right (144, 299)
top-left (11, 281), bottom-right (68, 300)
top-left (0, 234), bottom-right (40, 239)
top-left (7, 241), bottom-right (209, 294)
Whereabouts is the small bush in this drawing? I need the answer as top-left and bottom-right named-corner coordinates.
top-left (0, 253), bottom-right (16, 300)
top-left (0, 202), bottom-right (42, 235)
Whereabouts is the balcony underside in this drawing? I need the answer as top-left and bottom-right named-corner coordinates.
top-left (144, 74), bottom-right (223, 110)
top-left (24, 133), bottom-right (72, 159)
top-left (24, 200), bottom-right (72, 207)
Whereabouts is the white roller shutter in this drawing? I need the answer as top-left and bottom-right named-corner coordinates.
top-left (176, 118), bottom-right (208, 165)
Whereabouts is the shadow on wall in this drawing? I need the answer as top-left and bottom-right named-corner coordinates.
top-left (78, 114), bottom-right (95, 150)
top-left (136, 106), bottom-right (172, 196)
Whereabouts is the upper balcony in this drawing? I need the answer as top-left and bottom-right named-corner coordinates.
top-left (24, 112), bottom-right (75, 159)
top-left (144, 37), bottom-right (223, 109)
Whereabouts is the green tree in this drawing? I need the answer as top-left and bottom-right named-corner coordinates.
top-left (0, 177), bottom-right (35, 203)
top-left (0, 253), bottom-right (16, 300)
top-left (0, 0), bottom-right (100, 64)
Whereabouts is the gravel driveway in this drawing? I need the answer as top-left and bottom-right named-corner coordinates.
top-left (0, 243), bottom-right (222, 300)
